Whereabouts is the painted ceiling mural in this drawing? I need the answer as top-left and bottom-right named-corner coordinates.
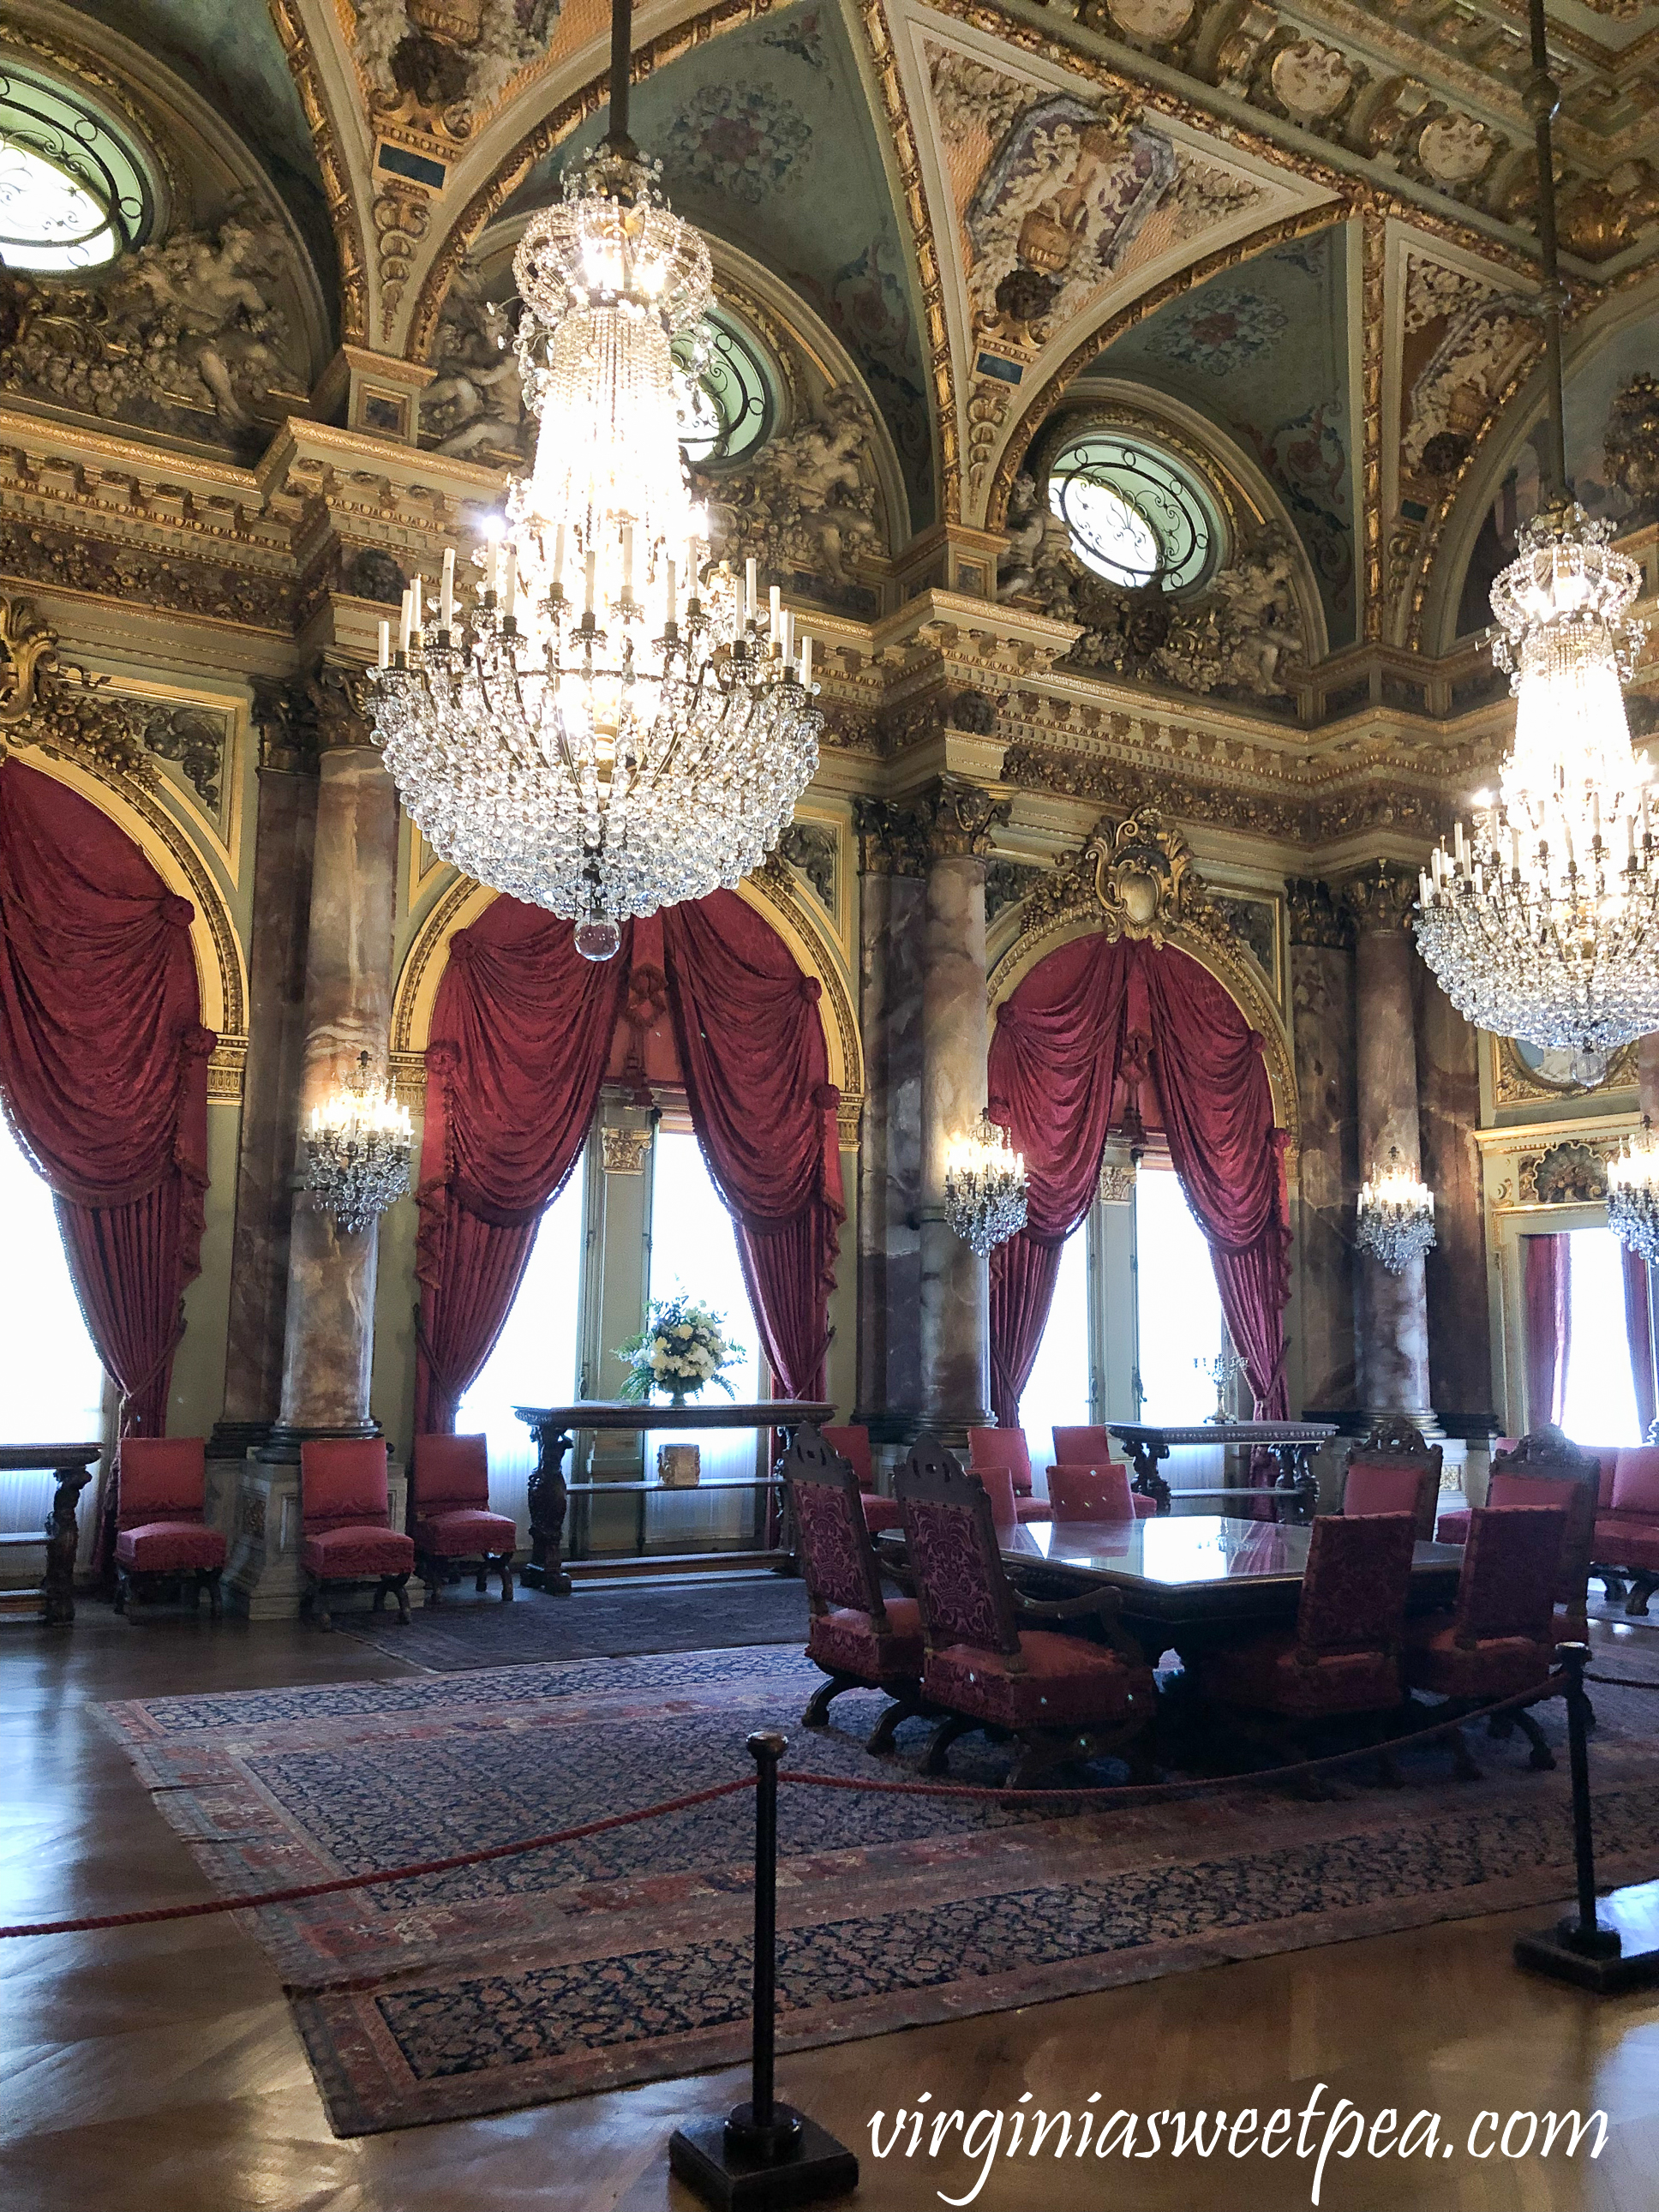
top-left (1091, 225), bottom-right (1357, 644)
top-left (505, 0), bottom-right (937, 520)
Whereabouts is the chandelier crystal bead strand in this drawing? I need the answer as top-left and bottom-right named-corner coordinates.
top-left (1607, 1118), bottom-right (1659, 1265)
top-left (944, 1111), bottom-right (1030, 1258)
top-left (1413, 0), bottom-right (1659, 1052)
top-left (1355, 1148), bottom-right (1437, 1275)
top-left (303, 1052), bottom-right (413, 1234)
top-left (363, 2), bottom-right (821, 962)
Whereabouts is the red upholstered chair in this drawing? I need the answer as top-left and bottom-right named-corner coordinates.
top-left (784, 1426), bottom-right (925, 1753)
top-left (1054, 1426), bottom-right (1152, 1511)
top-left (300, 1438), bottom-right (415, 1630)
top-left (895, 1435), bottom-right (1157, 1788)
top-left (411, 1433), bottom-right (516, 1604)
top-left (1047, 1461), bottom-right (1147, 1524)
top-left (1595, 1442), bottom-right (1659, 1615)
top-left (1339, 1419), bottom-right (1443, 1541)
top-left (1404, 1504), bottom-right (1565, 1773)
top-left (822, 1422), bottom-right (901, 1534)
top-left (1189, 1514), bottom-right (1418, 1771)
top-left (1439, 1429), bottom-right (1601, 1637)
top-left (113, 1437), bottom-right (225, 1622)
top-left (967, 1425), bottom-right (1051, 1522)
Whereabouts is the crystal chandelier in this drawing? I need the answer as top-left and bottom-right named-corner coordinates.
top-left (304, 1052), bottom-right (412, 1234)
top-left (1607, 1118), bottom-right (1659, 1264)
top-left (1356, 1148), bottom-right (1437, 1275)
top-left (944, 1112), bottom-right (1029, 1257)
top-left (364, 0), bottom-right (821, 963)
top-left (1413, 0), bottom-right (1659, 1053)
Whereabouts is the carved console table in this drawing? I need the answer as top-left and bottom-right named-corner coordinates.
top-left (0, 1442), bottom-right (102, 1625)
top-left (1107, 1421), bottom-right (1337, 1522)
top-left (513, 1401), bottom-right (835, 1591)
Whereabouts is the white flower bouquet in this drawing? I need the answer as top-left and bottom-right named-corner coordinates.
top-left (616, 1293), bottom-right (742, 1406)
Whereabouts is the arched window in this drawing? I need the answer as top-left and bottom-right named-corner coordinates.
top-left (0, 65), bottom-right (152, 273)
top-left (1044, 430), bottom-right (1219, 593)
top-left (673, 310), bottom-right (775, 468)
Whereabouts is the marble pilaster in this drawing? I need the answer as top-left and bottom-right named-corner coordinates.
top-left (214, 692), bottom-right (319, 1453)
top-left (1287, 881), bottom-right (1359, 1409)
top-left (1345, 866), bottom-right (1435, 1429)
top-left (1416, 967), bottom-right (1493, 1426)
top-left (269, 668), bottom-right (400, 1442)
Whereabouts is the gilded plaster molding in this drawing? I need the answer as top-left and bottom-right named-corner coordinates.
top-left (269, 0), bottom-right (371, 344)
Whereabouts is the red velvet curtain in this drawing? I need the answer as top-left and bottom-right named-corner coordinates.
top-left (985, 933), bottom-right (1131, 1424)
top-left (414, 901), bottom-right (632, 1432)
top-left (661, 890), bottom-right (845, 1401)
top-left (1624, 1245), bottom-right (1656, 1442)
top-left (986, 934), bottom-right (1290, 1427)
top-left (1139, 950), bottom-right (1291, 1419)
top-left (1523, 1232), bottom-right (1571, 1430)
top-left (0, 758), bottom-right (213, 1444)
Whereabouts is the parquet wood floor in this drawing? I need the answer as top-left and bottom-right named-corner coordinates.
top-left (4, 1605), bottom-right (1658, 2211)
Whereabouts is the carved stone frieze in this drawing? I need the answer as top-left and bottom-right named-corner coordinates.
top-left (698, 387), bottom-right (884, 599)
top-left (985, 856), bottom-right (1045, 926)
top-left (0, 195), bottom-right (307, 449)
top-left (141, 706), bottom-right (226, 809)
top-left (419, 264), bottom-right (526, 459)
top-left (1021, 806), bottom-right (1229, 950)
top-left (1605, 374), bottom-right (1659, 525)
top-left (773, 821), bottom-right (837, 911)
top-left (0, 513), bottom-right (293, 633)
top-left (0, 596), bottom-right (149, 784)
top-left (1519, 1140), bottom-right (1619, 1207)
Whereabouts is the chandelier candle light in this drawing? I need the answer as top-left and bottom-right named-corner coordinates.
top-left (944, 1111), bottom-right (1030, 1257)
top-left (364, 0), bottom-right (822, 962)
top-left (1356, 1148), bottom-right (1437, 1275)
top-left (1607, 1118), bottom-right (1659, 1265)
top-left (303, 1052), bottom-right (412, 1234)
top-left (1413, 0), bottom-right (1658, 1052)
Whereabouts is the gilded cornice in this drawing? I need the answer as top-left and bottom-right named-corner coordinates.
top-left (269, 0), bottom-right (371, 344)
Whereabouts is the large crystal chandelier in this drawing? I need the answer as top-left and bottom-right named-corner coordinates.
top-left (944, 1112), bottom-right (1029, 1257)
top-left (1608, 1118), bottom-right (1659, 1263)
top-left (1414, 0), bottom-right (1659, 1052)
top-left (364, 0), bottom-right (821, 962)
top-left (304, 1052), bottom-right (412, 1234)
top-left (1355, 1148), bottom-right (1437, 1275)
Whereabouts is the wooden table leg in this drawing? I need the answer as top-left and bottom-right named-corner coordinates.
top-left (44, 1466), bottom-right (93, 1627)
top-left (1125, 1438), bottom-right (1172, 1514)
top-left (523, 1424), bottom-right (573, 1594)
top-left (1271, 1443), bottom-right (1318, 1525)
top-left (770, 1421), bottom-right (801, 1575)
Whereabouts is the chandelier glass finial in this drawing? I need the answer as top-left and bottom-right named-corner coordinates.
top-left (362, 0), bottom-right (822, 960)
top-left (944, 1112), bottom-right (1029, 1257)
top-left (1412, 0), bottom-right (1659, 1052)
top-left (1608, 1118), bottom-right (1659, 1264)
top-left (304, 1052), bottom-right (412, 1234)
top-left (1356, 1148), bottom-right (1436, 1275)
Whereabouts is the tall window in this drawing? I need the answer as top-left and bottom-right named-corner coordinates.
top-left (647, 1127), bottom-right (764, 1544)
top-left (1560, 1226), bottom-right (1644, 1448)
top-left (456, 1159), bottom-right (586, 1542)
top-left (1134, 1166), bottom-right (1225, 1423)
top-left (1018, 1224), bottom-right (1091, 1478)
top-left (0, 1116), bottom-right (106, 1537)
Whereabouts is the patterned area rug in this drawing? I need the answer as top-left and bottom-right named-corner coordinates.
top-left (102, 1646), bottom-right (1659, 2137)
top-left (337, 1574), bottom-right (810, 1670)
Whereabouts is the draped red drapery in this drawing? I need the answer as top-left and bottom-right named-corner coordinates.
top-left (0, 757), bottom-right (214, 1450)
top-left (415, 888), bottom-right (844, 1430)
top-left (660, 890), bottom-right (845, 1401)
top-left (986, 932), bottom-right (1290, 1427)
top-left (1523, 1232), bottom-right (1572, 1430)
top-left (1624, 1245), bottom-right (1656, 1442)
top-left (413, 902), bottom-right (633, 1433)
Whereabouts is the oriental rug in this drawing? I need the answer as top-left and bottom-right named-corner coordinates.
top-left (102, 1644), bottom-right (1659, 2138)
top-left (338, 1572), bottom-right (810, 1670)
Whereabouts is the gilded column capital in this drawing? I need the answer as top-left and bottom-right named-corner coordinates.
top-left (910, 775), bottom-right (1013, 863)
top-left (1287, 877), bottom-right (1355, 950)
top-left (307, 661), bottom-right (377, 753)
top-left (853, 796), bottom-right (929, 878)
top-left (1340, 862), bottom-right (1420, 935)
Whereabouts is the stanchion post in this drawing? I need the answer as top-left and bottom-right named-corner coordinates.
top-left (668, 1731), bottom-right (859, 2209)
top-left (1514, 1642), bottom-right (1659, 1993)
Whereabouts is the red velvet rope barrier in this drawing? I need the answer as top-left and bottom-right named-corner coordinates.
top-left (0, 1680), bottom-right (1578, 1941)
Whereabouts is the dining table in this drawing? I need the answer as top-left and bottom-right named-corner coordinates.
top-left (883, 1512), bottom-right (1465, 1669)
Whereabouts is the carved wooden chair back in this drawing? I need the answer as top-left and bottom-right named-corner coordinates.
top-left (895, 1434), bottom-right (1023, 1663)
top-left (784, 1426), bottom-right (889, 1628)
top-left (117, 1436), bottom-right (207, 1529)
top-left (1340, 1418), bottom-right (1442, 1540)
top-left (1294, 1512), bottom-right (1417, 1663)
top-left (820, 1424), bottom-right (875, 1491)
top-left (1452, 1505), bottom-right (1565, 1647)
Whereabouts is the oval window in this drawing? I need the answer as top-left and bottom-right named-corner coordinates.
top-left (1045, 433), bottom-right (1219, 593)
top-left (0, 65), bottom-right (151, 273)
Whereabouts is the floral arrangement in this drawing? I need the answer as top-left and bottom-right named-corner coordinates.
top-left (616, 1294), bottom-right (742, 1406)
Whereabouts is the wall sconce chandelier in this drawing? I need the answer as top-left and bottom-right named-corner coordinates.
top-left (1356, 1148), bottom-right (1437, 1274)
top-left (1413, 0), bottom-right (1658, 1053)
top-left (304, 1052), bottom-right (412, 1234)
top-left (362, 0), bottom-right (821, 963)
top-left (1607, 1118), bottom-right (1659, 1264)
top-left (944, 1112), bottom-right (1029, 1257)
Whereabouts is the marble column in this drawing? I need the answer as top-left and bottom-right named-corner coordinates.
top-left (913, 777), bottom-right (1008, 1440)
top-left (1345, 866), bottom-right (1436, 1430)
top-left (851, 803), bottom-right (925, 1436)
top-left (1286, 880), bottom-right (1359, 1411)
top-left (268, 666), bottom-right (401, 1445)
top-left (1416, 966), bottom-right (1493, 1425)
top-left (213, 686), bottom-right (319, 1455)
